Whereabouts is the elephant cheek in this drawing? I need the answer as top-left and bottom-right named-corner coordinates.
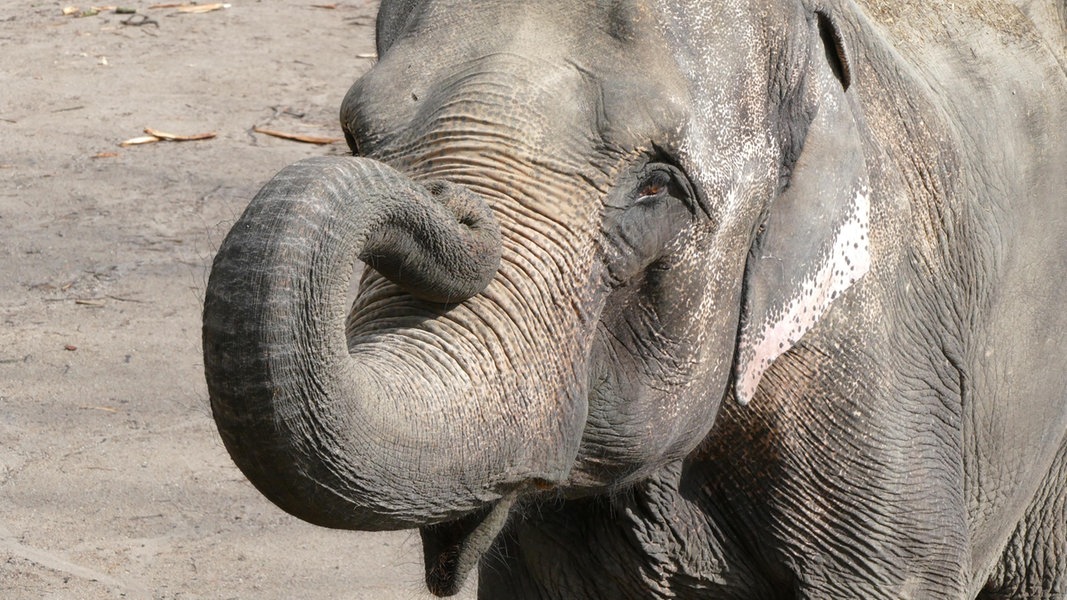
top-left (570, 240), bottom-right (743, 488)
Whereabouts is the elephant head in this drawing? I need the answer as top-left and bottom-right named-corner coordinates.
top-left (204, 0), bottom-right (870, 594)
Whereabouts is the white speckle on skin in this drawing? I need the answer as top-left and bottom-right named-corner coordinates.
top-left (736, 187), bottom-right (871, 404)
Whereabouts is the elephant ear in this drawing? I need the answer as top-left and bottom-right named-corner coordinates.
top-left (734, 11), bottom-right (870, 405)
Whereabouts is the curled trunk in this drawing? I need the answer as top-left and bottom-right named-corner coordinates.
top-left (204, 156), bottom-right (514, 529)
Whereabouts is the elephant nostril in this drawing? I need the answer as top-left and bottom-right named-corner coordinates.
top-left (422, 181), bottom-right (486, 228)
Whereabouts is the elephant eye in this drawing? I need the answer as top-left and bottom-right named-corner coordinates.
top-left (637, 170), bottom-right (671, 200)
top-left (639, 182), bottom-right (665, 197)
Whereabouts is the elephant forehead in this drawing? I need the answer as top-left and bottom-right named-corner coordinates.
top-left (352, 0), bottom-right (690, 154)
top-left (505, 0), bottom-right (692, 148)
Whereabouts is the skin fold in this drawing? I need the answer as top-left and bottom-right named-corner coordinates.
top-left (203, 0), bottom-right (1067, 597)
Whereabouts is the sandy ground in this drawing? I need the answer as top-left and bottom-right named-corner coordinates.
top-left (0, 2), bottom-right (474, 598)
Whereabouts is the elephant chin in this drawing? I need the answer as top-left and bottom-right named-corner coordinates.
top-left (420, 494), bottom-right (517, 596)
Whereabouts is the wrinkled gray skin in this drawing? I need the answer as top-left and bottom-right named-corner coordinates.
top-left (203, 0), bottom-right (1067, 597)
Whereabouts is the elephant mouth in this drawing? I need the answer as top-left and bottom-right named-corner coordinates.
top-left (419, 493), bottom-right (518, 596)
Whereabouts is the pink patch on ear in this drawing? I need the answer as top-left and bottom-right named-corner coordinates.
top-left (735, 187), bottom-right (870, 404)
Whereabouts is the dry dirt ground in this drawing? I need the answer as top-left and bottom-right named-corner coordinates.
top-left (1, 2), bottom-right (474, 598)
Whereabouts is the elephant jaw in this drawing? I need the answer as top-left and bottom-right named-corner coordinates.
top-left (420, 493), bottom-right (518, 596)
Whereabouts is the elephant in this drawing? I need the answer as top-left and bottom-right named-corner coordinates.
top-left (202, 0), bottom-right (1067, 597)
